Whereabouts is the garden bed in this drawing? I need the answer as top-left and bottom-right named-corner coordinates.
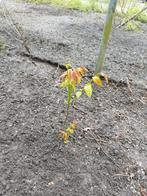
top-left (0, 1), bottom-right (147, 195)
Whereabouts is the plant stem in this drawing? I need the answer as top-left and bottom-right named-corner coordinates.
top-left (64, 104), bottom-right (70, 128)
top-left (95, 0), bottom-right (118, 74)
top-left (64, 85), bottom-right (73, 128)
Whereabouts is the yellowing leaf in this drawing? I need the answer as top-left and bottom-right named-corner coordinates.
top-left (64, 132), bottom-right (69, 141)
top-left (84, 83), bottom-right (93, 97)
top-left (66, 127), bottom-right (74, 134)
top-left (76, 91), bottom-right (82, 98)
top-left (92, 75), bottom-right (102, 87)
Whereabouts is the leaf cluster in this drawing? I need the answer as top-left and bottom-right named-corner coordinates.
top-left (59, 121), bottom-right (77, 143)
top-left (59, 64), bottom-right (108, 142)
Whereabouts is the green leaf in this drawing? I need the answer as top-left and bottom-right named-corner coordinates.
top-left (84, 83), bottom-right (93, 97)
top-left (76, 91), bottom-right (82, 98)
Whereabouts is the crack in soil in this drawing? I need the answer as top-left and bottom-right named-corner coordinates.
top-left (22, 52), bottom-right (66, 70)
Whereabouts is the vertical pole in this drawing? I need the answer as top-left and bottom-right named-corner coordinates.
top-left (95, 0), bottom-right (118, 74)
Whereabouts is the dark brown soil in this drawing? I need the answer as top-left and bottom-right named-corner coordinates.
top-left (0, 0), bottom-right (147, 196)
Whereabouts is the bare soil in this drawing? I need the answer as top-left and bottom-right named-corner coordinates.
top-left (0, 0), bottom-right (147, 195)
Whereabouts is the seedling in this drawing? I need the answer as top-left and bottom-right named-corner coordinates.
top-left (58, 0), bottom-right (115, 143)
top-left (59, 64), bottom-right (108, 143)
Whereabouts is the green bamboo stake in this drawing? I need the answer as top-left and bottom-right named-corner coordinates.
top-left (95, 0), bottom-right (118, 74)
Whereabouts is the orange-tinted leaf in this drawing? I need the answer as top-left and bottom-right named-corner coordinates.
top-left (76, 67), bottom-right (85, 76)
top-left (59, 72), bottom-right (67, 81)
top-left (92, 75), bottom-right (102, 87)
top-left (73, 69), bottom-right (82, 84)
top-left (81, 66), bottom-right (88, 73)
top-left (71, 70), bottom-right (78, 84)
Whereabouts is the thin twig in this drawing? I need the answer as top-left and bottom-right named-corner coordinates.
top-left (126, 77), bottom-right (132, 93)
top-left (90, 133), bottom-right (120, 168)
top-left (115, 6), bottom-right (147, 29)
top-left (3, 5), bottom-right (31, 54)
top-left (73, 105), bottom-right (87, 115)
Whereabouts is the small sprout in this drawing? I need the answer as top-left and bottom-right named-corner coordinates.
top-left (92, 75), bottom-right (102, 87)
top-left (59, 63), bottom-right (108, 142)
top-left (59, 120), bottom-right (77, 142)
top-left (84, 83), bottom-right (93, 97)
